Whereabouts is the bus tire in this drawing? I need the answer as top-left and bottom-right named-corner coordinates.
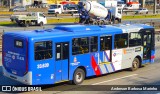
top-left (72, 68), bottom-right (85, 85)
top-left (130, 58), bottom-right (140, 71)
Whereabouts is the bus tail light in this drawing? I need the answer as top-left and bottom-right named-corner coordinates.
top-left (151, 55), bottom-right (155, 59)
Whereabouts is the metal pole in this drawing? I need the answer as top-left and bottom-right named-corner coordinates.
top-left (9, 0), bottom-right (11, 9)
top-left (153, 0), bottom-right (157, 14)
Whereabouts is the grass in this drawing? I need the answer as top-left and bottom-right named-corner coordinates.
top-left (47, 18), bottom-right (79, 24)
top-left (0, 11), bottom-right (13, 15)
top-left (122, 14), bottom-right (160, 20)
top-left (0, 18), bottom-right (79, 26)
top-left (0, 21), bottom-right (14, 26)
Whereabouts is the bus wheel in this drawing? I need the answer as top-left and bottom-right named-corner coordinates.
top-left (130, 58), bottom-right (140, 71)
top-left (73, 68), bottom-right (85, 85)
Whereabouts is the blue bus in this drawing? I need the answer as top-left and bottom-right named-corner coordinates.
top-left (2, 24), bottom-right (155, 85)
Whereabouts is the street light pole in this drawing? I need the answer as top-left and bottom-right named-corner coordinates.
top-left (153, 0), bottom-right (157, 14)
top-left (9, 0), bottom-right (11, 9)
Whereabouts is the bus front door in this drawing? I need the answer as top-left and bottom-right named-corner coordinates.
top-left (55, 42), bottom-right (69, 82)
top-left (143, 32), bottom-right (152, 61)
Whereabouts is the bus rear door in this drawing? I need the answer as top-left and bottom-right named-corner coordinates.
top-left (55, 42), bottom-right (69, 82)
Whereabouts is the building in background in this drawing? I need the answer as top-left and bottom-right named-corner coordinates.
top-left (0, 0), bottom-right (80, 7)
top-left (40, 0), bottom-right (80, 4)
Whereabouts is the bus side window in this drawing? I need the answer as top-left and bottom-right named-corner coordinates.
top-left (35, 41), bottom-right (52, 60)
top-left (129, 32), bottom-right (142, 47)
top-left (100, 37), bottom-right (105, 51)
top-left (100, 36), bottom-right (111, 51)
top-left (80, 37), bottom-right (89, 54)
top-left (72, 38), bottom-right (80, 55)
top-left (72, 37), bottom-right (89, 55)
top-left (114, 33), bottom-right (128, 49)
top-left (62, 43), bottom-right (69, 59)
top-left (90, 36), bottom-right (98, 52)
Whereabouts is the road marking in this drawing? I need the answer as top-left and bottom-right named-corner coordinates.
top-left (92, 74), bottom-right (138, 85)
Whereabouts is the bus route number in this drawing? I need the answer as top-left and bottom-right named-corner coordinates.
top-left (37, 63), bottom-right (49, 69)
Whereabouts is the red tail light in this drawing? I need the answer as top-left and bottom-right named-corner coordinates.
top-left (25, 39), bottom-right (28, 74)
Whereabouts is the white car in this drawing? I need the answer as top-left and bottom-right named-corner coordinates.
top-left (136, 8), bottom-right (148, 14)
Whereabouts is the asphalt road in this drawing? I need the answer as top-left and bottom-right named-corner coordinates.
top-left (0, 23), bottom-right (80, 33)
top-left (0, 15), bottom-right (78, 22)
top-left (0, 18), bottom-right (159, 33)
top-left (0, 33), bottom-right (160, 94)
top-left (0, 9), bottom-right (160, 22)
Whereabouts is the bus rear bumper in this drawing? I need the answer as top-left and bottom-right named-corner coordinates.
top-left (2, 66), bottom-right (32, 85)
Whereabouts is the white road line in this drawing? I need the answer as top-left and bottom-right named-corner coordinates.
top-left (92, 74), bottom-right (138, 85)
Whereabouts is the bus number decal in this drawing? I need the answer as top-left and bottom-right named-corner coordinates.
top-left (37, 63), bottom-right (49, 69)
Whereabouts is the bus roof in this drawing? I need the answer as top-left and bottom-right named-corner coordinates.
top-left (4, 24), bottom-right (153, 39)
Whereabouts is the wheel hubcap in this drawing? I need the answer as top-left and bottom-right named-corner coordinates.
top-left (133, 61), bottom-right (138, 68)
top-left (76, 72), bottom-right (82, 82)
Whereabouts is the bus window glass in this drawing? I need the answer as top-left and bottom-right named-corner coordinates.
top-left (100, 36), bottom-right (111, 51)
top-left (35, 41), bottom-right (52, 60)
top-left (114, 33), bottom-right (128, 49)
top-left (62, 43), bottom-right (69, 59)
top-left (90, 36), bottom-right (98, 52)
top-left (72, 38), bottom-right (80, 55)
top-left (129, 32), bottom-right (142, 47)
top-left (72, 37), bottom-right (89, 55)
top-left (80, 37), bottom-right (89, 54)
